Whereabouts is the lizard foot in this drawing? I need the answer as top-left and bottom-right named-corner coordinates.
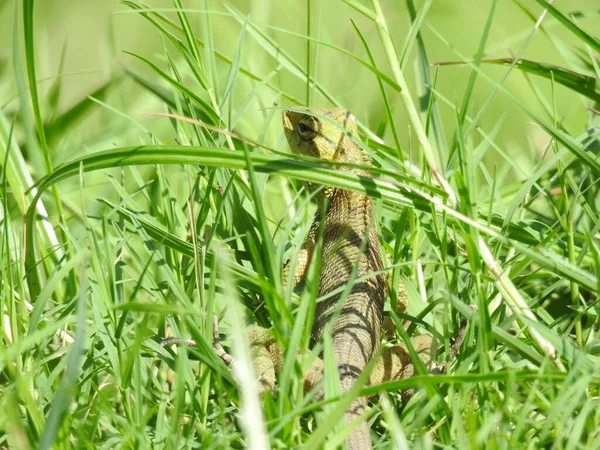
top-left (213, 315), bottom-right (280, 394)
top-left (212, 314), bottom-right (235, 366)
top-left (434, 313), bottom-right (470, 375)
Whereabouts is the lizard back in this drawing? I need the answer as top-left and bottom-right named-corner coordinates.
top-left (283, 107), bottom-right (386, 450)
top-left (312, 186), bottom-right (385, 371)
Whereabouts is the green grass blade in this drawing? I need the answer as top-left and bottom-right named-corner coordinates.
top-left (435, 58), bottom-right (600, 103)
top-left (123, 51), bottom-right (218, 125)
top-left (22, 0), bottom-right (49, 163)
top-left (23, 146), bottom-right (598, 301)
top-left (528, 0), bottom-right (600, 54)
top-left (37, 268), bottom-right (88, 450)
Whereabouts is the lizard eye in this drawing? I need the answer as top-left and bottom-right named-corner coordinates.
top-left (299, 123), bottom-right (311, 133)
top-left (297, 117), bottom-right (317, 140)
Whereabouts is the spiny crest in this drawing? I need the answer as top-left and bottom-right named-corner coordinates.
top-left (282, 106), bottom-right (361, 163)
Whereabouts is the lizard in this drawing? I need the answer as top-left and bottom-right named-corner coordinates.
top-left (210, 107), bottom-right (438, 450)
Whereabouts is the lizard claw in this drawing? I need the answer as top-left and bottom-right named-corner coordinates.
top-left (160, 337), bottom-right (197, 347)
top-left (213, 314), bottom-right (234, 366)
top-left (158, 314), bottom-right (239, 372)
top-left (436, 313), bottom-right (470, 374)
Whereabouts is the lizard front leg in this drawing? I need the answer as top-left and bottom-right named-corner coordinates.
top-left (212, 212), bottom-right (321, 392)
top-left (282, 209), bottom-right (321, 287)
top-left (213, 316), bottom-right (283, 394)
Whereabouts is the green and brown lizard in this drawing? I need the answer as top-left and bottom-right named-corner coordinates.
top-left (211, 107), bottom-right (437, 449)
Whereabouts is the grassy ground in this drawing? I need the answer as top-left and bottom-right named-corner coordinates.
top-left (1, 0), bottom-right (600, 448)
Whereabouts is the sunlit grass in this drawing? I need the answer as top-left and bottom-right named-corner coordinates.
top-left (1, 0), bottom-right (599, 449)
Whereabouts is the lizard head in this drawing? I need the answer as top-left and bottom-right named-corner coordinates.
top-left (282, 107), bottom-right (360, 163)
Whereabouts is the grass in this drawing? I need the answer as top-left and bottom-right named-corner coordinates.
top-left (1, 0), bottom-right (600, 448)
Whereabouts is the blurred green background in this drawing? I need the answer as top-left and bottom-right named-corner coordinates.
top-left (1, 0), bottom-right (597, 173)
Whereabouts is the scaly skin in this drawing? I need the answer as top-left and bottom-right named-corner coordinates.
top-left (283, 107), bottom-right (384, 450)
top-left (211, 107), bottom-right (437, 450)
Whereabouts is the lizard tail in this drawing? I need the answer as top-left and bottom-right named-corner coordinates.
top-left (345, 396), bottom-right (371, 450)
top-left (341, 368), bottom-right (372, 450)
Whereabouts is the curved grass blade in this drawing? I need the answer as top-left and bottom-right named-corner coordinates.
top-left (24, 146), bottom-right (597, 300)
top-left (45, 77), bottom-right (123, 145)
top-left (0, 111), bottom-right (61, 261)
top-left (435, 58), bottom-right (600, 103)
top-left (37, 268), bottom-right (87, 450)
top-left (120, 0), bottom-right (303, 105)
top-left (430, 28), bottom-right (600, 177)
top-left (98, 198), bottom-right (263, 290)
top-left (528, 0), bottom-right (600, 54)
top-left (123, 51), bottom-right (219, 125)
top-left (22, 0), bottom-right (49, 163)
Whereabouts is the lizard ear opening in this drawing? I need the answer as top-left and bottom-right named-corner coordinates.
top-left (297, 116), bottom-right (318, 141)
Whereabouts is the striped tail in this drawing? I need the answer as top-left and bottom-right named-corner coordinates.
top-left (345, 397), bottom-right (371, 450)
top-left (340, 367), bottom-right (372, 450)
